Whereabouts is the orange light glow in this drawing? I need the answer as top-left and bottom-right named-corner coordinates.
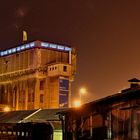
top-left (73, 100), bottom-right (81, 107)
top-left (3, 106), bottom-right (10, 112)
top-left (79, 87), bottom-right (87, 95)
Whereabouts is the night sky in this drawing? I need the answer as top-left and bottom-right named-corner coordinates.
top-left (1, 0), bottom-right (140, 103)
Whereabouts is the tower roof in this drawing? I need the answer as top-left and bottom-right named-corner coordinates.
top-left (128, 78), bottom-right (140, 83)
top-left (0, 40), bottom-right (72, 57)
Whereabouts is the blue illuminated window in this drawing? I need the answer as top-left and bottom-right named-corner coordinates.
top-left (41, 42), bottom-right (49, 47)
top-left (3, 51), bottom-right (8, 55)
top-left (12, 48), bottom-right (16, 53)
top-left (57, 45), bottom-right (64, 50)
top-left (17, 47), bottom-right (21, 51)
top-left (25, 44), bottom-right (30, 49)
top-left (0, 41), bottom-right (72, 57)
top-left (21, 45), bottom-right (25, 50)
top-left (0, 52), bottom-right (4, 56)
top-left (30, 42), bottom-right (35, 47)
top-left (65, 47), bottom-right (72, 51)
top-left (50, 44), bottom-right (57, 49)
top-left (8, 49), bottom-right (12, 54)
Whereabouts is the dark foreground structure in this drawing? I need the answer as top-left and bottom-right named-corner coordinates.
top-left (1, 79), bottom-right (140, 140)
top-left (59, 79), bottom-right (140, 140)
top-left (0, 122), bottom-right (53, 140)
top-left (0, 109), bottom-right (65, 140)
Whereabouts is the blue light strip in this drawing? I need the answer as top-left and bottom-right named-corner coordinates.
top-left (0, 42), bottom-right (35, 57)
top-left (0, 41), bottom-right (72, 57)
top-left (41, 42), bottom-right (72, 52)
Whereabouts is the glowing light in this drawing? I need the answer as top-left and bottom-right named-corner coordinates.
top-left (79, 87), bottom-right (87, 95)
top-left (3, 51), bottom-right (8, 55)
top-left (41, 42), bottom-right (49, 47)
top-left (65, 47), bottom-right (72, 51)
top-left (79, 87), bottom-right (87, 105)
top-left (12, 48), bottom-right (16, 53)
top-left (50, 44), bottom-right (57, 49)
top-left (25, 44), bottom-right (30, 49)
top-left (73, 100), bottom-right (81, 107)
top-left (41, 42), bottom-right (71, 52)
top-left (8, 49), bottom-right (12, 53)
top-left (57, 45), bottom-right (64, 50)
top-left (30, 42), bottom-right (35, 47)
top-left (3, 106), bottom-right (10, 112)
top-left (17, 47), bottom-right (21, 51)
top-left (21, 45), bottom-right (25, 50)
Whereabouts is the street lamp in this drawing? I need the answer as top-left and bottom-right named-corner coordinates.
top-left (79, 87), bottom-right (87, 105)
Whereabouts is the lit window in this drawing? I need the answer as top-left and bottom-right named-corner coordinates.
top-left (12, 48), bottom-right (16, 53)
top-left (57, 45), bottom-right (64, 50)
top-left (0, 52), bottom-right (4, 56)
top-left (8, 131), bottom-right (12, 135)
top-left (41, 42), bottom-right (49, 47)
top-left (8, 49), bottom-right (12, 54)
top-left (21, 45), bottom-right (25, 50)
top-left (25, 44), bottom-right (30, 49)
top-left (30, 42), bottom-right (35, 47)
top-left (17, 132), bottom-right (20, 136)
top-left (3, 51), bottom-right (8, 55)
top-left (65, 47), bottom-right (72, 51)
top-left (21, 132), bottom-right (24, 136)
top-left (17, 47), bottom-right (21, 51)
top-left (50, 44), bottom-right (57, 49)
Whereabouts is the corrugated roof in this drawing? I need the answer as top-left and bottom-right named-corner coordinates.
top-left (23, 109), bottom-right (66, 122)
top-left (0, 109), bottom-right (67, 130)
top-left (0, 110), bottom-right (36, 123)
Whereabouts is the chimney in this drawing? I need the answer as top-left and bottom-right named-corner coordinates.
top-left (128, 78), bottom-right (140, 88)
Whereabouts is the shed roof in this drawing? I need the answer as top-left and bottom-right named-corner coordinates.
top-left (0, 108), bottom-right (67, 130)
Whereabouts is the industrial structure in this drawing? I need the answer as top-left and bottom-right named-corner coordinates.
top-left (0, 79), bottom-right (140, 140)
top-left (0, 40), bottom-right (76, 111)
top-left (0, 108), bottom-right (64, 140)
top-left (59, 78), bottom-right (140, 140)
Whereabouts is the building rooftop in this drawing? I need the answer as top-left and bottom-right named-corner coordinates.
top-left (0, 108), bottom-right (67, 123)
top-left (0, 108), bottom-right (67, 130)
top-left (0, 40), bottom-right (72, 57)
top-left (58, 80), bottom-right (140, 115)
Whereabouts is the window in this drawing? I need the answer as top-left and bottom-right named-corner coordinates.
top-left (40, 94), bottom-right (44, 103)
top-left (40, 80), bottom-right (45, 90)
top-left (63, 65), bottom-right (67, 72)
top-left (28, 92), bottom-right (34, 102)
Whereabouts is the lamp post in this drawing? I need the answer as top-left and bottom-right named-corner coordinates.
top-left (79, 87), bottom-right (87, 105)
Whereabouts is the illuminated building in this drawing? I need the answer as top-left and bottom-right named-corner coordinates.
top-left (0, 40), bottom-right (76, 110)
